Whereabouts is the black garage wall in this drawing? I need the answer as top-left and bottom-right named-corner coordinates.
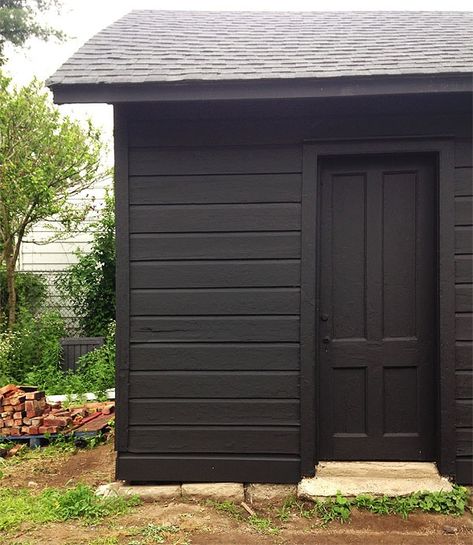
top-left (115, 94), bottom-right (472, 484)
top-left (454, 141), bottom-right (473, 484)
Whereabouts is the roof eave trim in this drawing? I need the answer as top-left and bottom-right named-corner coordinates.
top-left (49, 73), bottom-right (473, 105)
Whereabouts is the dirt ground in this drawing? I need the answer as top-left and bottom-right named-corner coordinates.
top-left (2, 442), bottom-right (473, 545)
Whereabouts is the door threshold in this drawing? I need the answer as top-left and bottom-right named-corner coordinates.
top-left (298, 461), bottom-right (452, 498)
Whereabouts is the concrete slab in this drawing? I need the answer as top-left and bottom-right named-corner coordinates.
top-left (96, 482), bottom-right (182, 502)
top-left (298, 462), bottom-right (453, 499)
top-left (182, 482), bottom-right (244, 502)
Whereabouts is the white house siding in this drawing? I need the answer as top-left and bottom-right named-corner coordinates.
top-left (18, 178), bottom-right (112, 333)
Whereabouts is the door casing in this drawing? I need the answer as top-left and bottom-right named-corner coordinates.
top-left (299, 137), bottom-right (456, 479)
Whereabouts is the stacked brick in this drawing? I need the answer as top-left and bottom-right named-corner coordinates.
top-left (0, 384), bottom-right (114, 437)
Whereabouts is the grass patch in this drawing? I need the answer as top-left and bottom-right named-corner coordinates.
top-left (0, 483), bottom-right (140, 532)
top-left (276, 486), bottom-right (469, 526)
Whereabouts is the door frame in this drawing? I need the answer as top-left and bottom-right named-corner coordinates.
top-left (300, 137), bottom-right (456, 479)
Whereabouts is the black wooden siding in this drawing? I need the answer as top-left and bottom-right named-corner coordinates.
top-left (454, 141), bottom-right (473, 485)
top-left (116, 95), bottom-right (472, 484)
top-left (125, 139), bottom-right (302, 481)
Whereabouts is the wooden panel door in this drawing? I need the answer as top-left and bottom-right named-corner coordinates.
top-left (319, 154), bottom-right (436, 460)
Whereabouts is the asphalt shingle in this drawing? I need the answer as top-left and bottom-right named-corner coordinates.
top-left (48, 10), bottom-right (473, 86)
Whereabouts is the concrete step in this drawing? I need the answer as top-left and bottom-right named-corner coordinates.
top-left (298, 461), bottom-right (453, 499)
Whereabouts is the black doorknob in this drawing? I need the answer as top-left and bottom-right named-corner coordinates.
top-left (322, 336), bottom-right (331, 344)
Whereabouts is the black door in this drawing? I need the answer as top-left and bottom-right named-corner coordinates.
top-left (318, 154), bottom-right (435, 460)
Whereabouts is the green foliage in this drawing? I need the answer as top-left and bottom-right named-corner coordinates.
top-left (0, 484), bottom-right (140, 532)
top-left (0, 306), bottom-right (115, 397)
top-left (0, 309), bottom-right (64, 384)
top-left (0, 1), bottom-right (64, 64)
top-left (25, 321), bottom-right (116, 397)
top-left (0, 269), bottom-right (46, 315)
top-left (351, 486), bottom-right (470, 518)
top-left (276, 486), bottom-right (469, 526)
top-left (58, 191), bottom-right (115, 336)
top-left (0, 72), bottom-right (107, 328)
top-left (73, 322), bottom-right (116, 395)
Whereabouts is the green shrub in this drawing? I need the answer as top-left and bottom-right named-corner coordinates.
top-left (0, 269), bottom-right (47, 317)
top-left (73, 321), bottom-right (116, 396)
top-left (24, 321), bottom-right (115, 397)
top-left (0, 310), bottom-right (64, 384)
top-left (57, 191), bottom-right (115, 336)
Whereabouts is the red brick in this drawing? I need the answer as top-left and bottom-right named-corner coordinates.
top-left (43, 416), bottom-right (71, 428)
top-left (38, 425), bottom-right (58, 434)
top-left (2, 405), bottom-right (14, 413)
top-left (28, 426), bottom-right (39, 435)
top-left (25, 391), bottom-right (44, 400)
top-left (14, 419), bottom-right (23, 426)
top-left (3, 418), bottom-right (14, 427)
top-left (102, 404), bottom-right (115, 415)
top-left (31, 417), bottom-right (43, 426)
top-left (10, 427), bottom-right (20, 435)
top-left (0, 384), bottom-right (18, 396)
top-left (10, 395), bottom-right (26, 405)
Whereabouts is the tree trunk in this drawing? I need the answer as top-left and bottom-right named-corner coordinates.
top-left (4, 241), bottom-right (16, 330)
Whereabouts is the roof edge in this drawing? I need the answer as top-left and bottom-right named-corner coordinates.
top-left (49, 73), bottom-right (473, 105)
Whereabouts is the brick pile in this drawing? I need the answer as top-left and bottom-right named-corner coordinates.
top-left (0, 384), bottom-right (114, 437)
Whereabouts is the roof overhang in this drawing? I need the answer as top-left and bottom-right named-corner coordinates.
top-left (49, 73), bottom-right (473, 105)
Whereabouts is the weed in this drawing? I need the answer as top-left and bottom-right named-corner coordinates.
top-left (248, 515), bottom-right (279, 534)
top-left (275, 486), bottom-right (469, 526)
top-left (207, 499), bottom-right (278, 535)
top-left (206, 499), bottom-right (241, 517)
top-left (141, 523), bottom-right (180, 543)
top-left (88, 538), bottom-right (119, 545)
top-left (314, 493), bottom-right (351, 525)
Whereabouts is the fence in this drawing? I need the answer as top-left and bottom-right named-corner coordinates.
top-left (60, 337), bottom-right (105, 372)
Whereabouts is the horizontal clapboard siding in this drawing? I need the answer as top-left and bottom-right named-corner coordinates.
top-left (129, 174), bottom-right (302, 204)
top-left (130, 316), bottom-right (300, 342)
top-left (454, 153), bottom-right (473, 485)
top-left (129, 399), bottom-right (300, 425)
top-left (129, 371), bottom-right (299, 398)
top-left (130, 260), bottom-right (301, 289)
top-left (129, 343), bottom-right (300, 371)
top-left (455, 226), bottom-right (472, 254)
top-left (130, 203), bottom-right (301, 232)
top-left (128, 146), bottom-right (302, 175)
top-left (130, 232), bottom-right (301, 260)
top-left (123, 138), bottom-right (303, 483)
top-left (455, 285), bottom-right (473, 313)
top-left (128, 426), bottom-right (300, 454)
top-left (130, 288), bottom-right (300, 315)
top-left (117, 455), bottom-right (300, 483)
top-left (455, 256), bottom-right (473, 284)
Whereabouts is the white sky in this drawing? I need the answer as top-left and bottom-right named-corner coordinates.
top-left (4, 0), bottom-right (472, 164)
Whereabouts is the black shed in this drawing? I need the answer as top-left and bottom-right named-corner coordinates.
top-left (48, 11), bottom-right (473, 485)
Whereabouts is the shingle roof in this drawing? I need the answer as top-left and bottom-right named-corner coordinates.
top-left (48, 10), bottom-right (473, 86)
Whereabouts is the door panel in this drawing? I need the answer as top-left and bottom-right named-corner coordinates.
top-left (319, 155), bottom-right (436, 460)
